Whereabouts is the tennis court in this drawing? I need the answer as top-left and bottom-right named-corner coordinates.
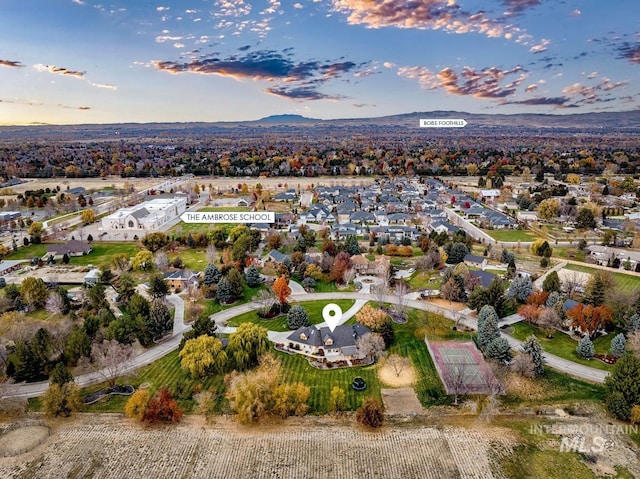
top-left (425, 339), bottom-right (501, 395)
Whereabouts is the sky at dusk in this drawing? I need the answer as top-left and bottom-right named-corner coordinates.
top-left (1, 0), bottom-right (639, 125)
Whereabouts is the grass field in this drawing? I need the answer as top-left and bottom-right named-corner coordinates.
top-left (564, 263), bottom-right (640, 295)
top-left (407, 271), bottom-right (441, 290)
top-left (485, 229), bottom-right (538, 242)
top-left (226, 299), bottom-right (356, 332)
top-left (5, 242), bottom-right (138, 268)
top-left (509, 322), bottom-right (612, 371)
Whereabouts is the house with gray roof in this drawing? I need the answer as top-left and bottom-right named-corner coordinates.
top-left (284, 323), bottom-right (372, 363)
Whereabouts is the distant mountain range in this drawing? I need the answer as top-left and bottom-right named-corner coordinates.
top-left (1, 110), bottom-right (638, 140)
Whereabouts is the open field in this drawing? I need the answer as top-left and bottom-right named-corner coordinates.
top-left (3, 177), bottom-right (161, 195)
top-left (484, 229), bottom-right (538, 242)
top-left (0, 415), bottom-right (516, 479)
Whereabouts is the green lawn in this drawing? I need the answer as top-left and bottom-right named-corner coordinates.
top-left (169, 248), bottom-right (207, 271)
top-left (407, 271), bottom-right (441, 290)
top-left (484, 229), bottom-right (538, 242)
top-left (4, 242), bottom-right (138, 268)
top-left (69, 242), bottom-right (138, 267)
top-left (509, 322), bottom-right (612, 371)
top-left (551, 246), bottom-right (586, 262)
top-left (564, 263), bottom-right (640, 295)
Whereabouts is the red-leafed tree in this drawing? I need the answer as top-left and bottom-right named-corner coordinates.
top-left (567, 303), bottom-right (614, 338)
top-left (526, 291), bottom-right (549, 307)
top-left (329, 252), bottom-right (353, 284)
top-left (143, 387), bottom-right (183, 423)
top-left (518, 304), bottom-right (541, 324)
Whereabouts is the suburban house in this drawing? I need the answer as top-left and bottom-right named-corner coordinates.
top-left (264, 249), bottom-right (290, 264)
top-left (283, 323), bottom-right (372, 364)
top-left (101, 196), bottom-right (187, 232)
top-left (47, 239), bottom-right (92, 259)
top-left (463, 253), bottom-right (487, 270)
top-left (350, 254), bottom-right (391, 276)
top-left (163, 269), bottom-right (200, 290)
top-left (469, 270), bottom-right (498, 289)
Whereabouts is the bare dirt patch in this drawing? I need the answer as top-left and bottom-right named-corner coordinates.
top-left (381, 388), bottom-right (425, 416)
top-left (427, 299), bottom-right (469, 311)
top-left (0, 426), bottom-right (49, 457)
top-left (378, 360), bottom-right (416, 387)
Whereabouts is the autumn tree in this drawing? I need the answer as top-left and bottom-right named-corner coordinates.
top-left (356, 397), bottom-right (384, 428)
top-left (143, 387), bottom-right (183, 423)
top-left (272, 275), bottom-right (291, 307)
top-left (386, 354), bottom-right (411, 377)
top-left (20, 277), bottom-right (49, 312)
top-left (42, 382), bottom-right (82, 417)
top-left (567, 303), bottom-right (613, 338)
top-left (355, 304), bottom-right (394, 346)
top-left (131, 249), bottom-right (154, 271)
top-left (81, 209), bottom-right (97, 225)
top-left (537, 198), bottom-right (559, 220)
top-left (180, 335), bottom-right (228, 378)
top-left (142, 232), bottom-right (169, 252)
top-left (125, 389), bottom-right (151, 421)
top-left (328, 386), bottom-right (347, 413)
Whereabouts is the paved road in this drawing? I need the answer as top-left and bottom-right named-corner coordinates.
top-left (2, 294), bottom-right (189, 399)
top-left (2, 291), bottom-right (609, 399)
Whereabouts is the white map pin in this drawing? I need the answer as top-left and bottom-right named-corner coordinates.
top-left (322, 303), bottom-right (343, 333)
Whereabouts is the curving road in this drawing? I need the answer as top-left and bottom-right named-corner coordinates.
top-left (2, 291), bottom-right (608, 399)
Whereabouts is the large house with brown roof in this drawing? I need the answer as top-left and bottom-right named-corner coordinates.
top-left (350, 254), bottom-right (391, 276)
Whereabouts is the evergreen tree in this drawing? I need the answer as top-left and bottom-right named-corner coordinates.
top-left (148, 299), bottom-right (173, 339)
top-left (576, 335), bottom-right (595, 358)
top-left (477, 306), bottom-right (500, 351)
top-left (506, 275), bottom-right (533, 303)
top-left (610, 333), bottom-right (627, 358)
top-left (50, 362), bottom-right (74, 386)
top-left (345, 235), bottom-right (360, 256)
top-left (245, 265), bottom-right (262, 287)
top-left (216, 277), bottom-right (233, 304)
top-left (226, 268), bottom-right (246, 301)
top-left (542, 271), bottom-right (561, 293)
top-left (287, 305), bottom-right (310, 329)
top-left (545, 291), bottom-right (563, 308)
top-left (203, 263), bottom-right (222, 286)
top-left (605, 354), bottom-right (640, 420)
top-left (148, 273), bottom-right (169, 300)
top-left (584, 273), bottom-right (606, 306)
top-left (625, 313), bottom-right (640, 333)
top-left (521, 335), bottom-right (544, 376)
top-left (485, 337), bottom-right (512, 363)
top-left (447, 242), bottom-right (469, 264)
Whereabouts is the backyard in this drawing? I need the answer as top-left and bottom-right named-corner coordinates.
top-left (484, 229), bottom-right (538, 242)
top-left (564, 263), bottom-right (640, 295)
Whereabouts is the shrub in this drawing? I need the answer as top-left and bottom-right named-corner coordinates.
top-left (125, 389), bottom-right (151, 421)
top-left (356, 397), bottom-right (384, 428)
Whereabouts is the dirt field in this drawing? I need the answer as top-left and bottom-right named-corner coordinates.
top-left (426, 299), bottom-right (469, 312)
top-left (378, 361), bottom-right (416, 387)
top-left (380, 388), bottom-right (425, 415)
top-left (6, 176), bottom-right (374, 196)
top-left (0, 415), bottom-right (513, 479)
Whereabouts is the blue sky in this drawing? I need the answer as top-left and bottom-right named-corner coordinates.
top-left (0, 0), bottom-right (638, 124)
